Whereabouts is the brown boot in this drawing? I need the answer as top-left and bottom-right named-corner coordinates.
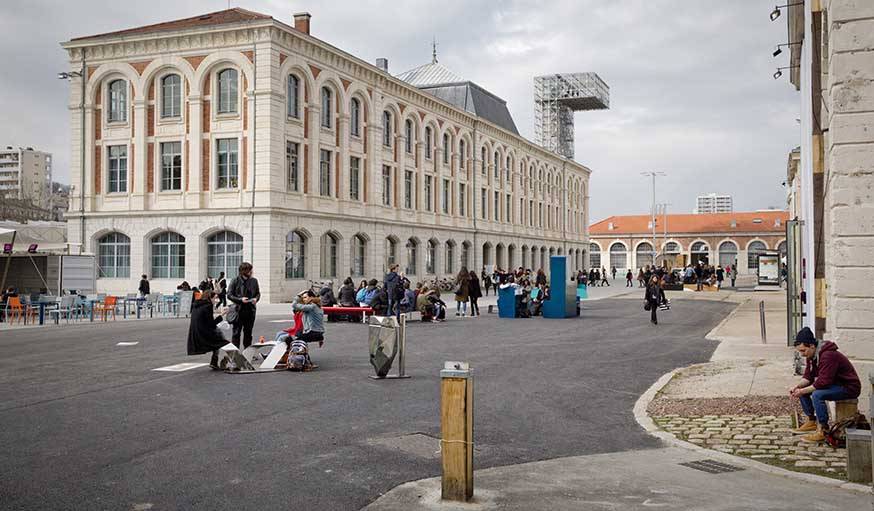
top-left (793, 419), bottom-right (817, 434)
top-left (801, 424), bottom-right (826, 443)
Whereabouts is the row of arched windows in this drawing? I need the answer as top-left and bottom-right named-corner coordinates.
top-left (97, 231), bottom-right (488, 281)
top-left (98, 231), bottom-right (243, 280)
top-left (589, 240), bottom-right (787, 270)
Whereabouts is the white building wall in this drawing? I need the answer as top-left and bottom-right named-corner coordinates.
top-left (62, 21), bottom-right (590, 303)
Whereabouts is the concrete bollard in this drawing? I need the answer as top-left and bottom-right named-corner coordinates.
top-left (846, 428), bottom-right (872, 484)
top-left (441, 361), bottom-right (473, 502)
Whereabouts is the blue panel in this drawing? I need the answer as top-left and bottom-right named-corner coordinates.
top-left (543, 255), bottom-right (578, 318)
top-left (497, 286), bottom-right (517, 318)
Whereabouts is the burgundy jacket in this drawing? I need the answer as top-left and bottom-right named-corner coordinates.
top-left (802, 341), bottom-right (861, 398)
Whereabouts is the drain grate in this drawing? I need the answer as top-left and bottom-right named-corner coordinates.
top-left (679, 459), bottom-right (745, 474)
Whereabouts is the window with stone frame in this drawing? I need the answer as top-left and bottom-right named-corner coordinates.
top-left (216, 138), bottom-right (239, 189)
top-left (160, 74), bottom-right (182, 118)
top-left (217, 69), bottom-right (238, 114)
top-left (160, 141), bottom-right (182, 191)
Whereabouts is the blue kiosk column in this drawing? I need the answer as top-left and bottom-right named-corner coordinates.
top-left (542, 255), bottom-right (579, 318)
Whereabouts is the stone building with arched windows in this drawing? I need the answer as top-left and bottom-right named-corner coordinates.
top-left (61, 8), bottom-right (590, 301)
top-left (588, 211), bottom-right (788, 275)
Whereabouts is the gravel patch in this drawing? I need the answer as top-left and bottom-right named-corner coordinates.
top-left (648, 395), bottom-right (802, 418)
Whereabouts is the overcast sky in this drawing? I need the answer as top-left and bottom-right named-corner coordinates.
top-left (0, 0), bottom-right (800, 222)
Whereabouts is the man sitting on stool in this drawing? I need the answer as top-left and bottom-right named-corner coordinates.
top-left (789, 327), bottom-right (861, 442)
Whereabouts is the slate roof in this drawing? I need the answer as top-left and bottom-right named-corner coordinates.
top-left (395, 62), bottom-right (464, 87)
top-left (70, 8), bottom-right (271, 41)
top-left (590, 211), bottom-right (790, 235)
top-left (397, 62), bottom-right (519, 135)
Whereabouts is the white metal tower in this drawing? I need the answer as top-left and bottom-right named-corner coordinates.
top-left (534, 73), bottom-right (609, 159)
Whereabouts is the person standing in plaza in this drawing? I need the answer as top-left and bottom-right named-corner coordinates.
top-left (214, 271), bottom-right (227, 309)
top-left (626, 269), bottom-right (633, 287)
top-left (645, 276), bottom-right (661, 325)
top-left (384, 264), bottom-right (401, 316)
top-left (730, 264), bottom-right (737, 287)
top-left (454, 266), bottom-right (470, 317)
top-left (716, 265), bottom-right (724, 290)
top-left (138, 274), bottom-right (150, 297)
top-left (468, 270), bottom-right (482, 317)
top-left (228, 262), bottom-right (260, 349)
top-left (611, 266), bottom-right (617, 280)
top-left (482, 268), bottom-right (492, 297)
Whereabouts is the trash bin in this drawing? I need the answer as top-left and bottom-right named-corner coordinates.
top-left (497, 286), bottom-right (516, 318)
top-left (369, 316), bottom-right (399, 378)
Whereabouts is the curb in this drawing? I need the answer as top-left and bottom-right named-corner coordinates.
top-left (632, 368), bottom-right (872, 495)
top-left (703, 297), bottom-right (749, 341)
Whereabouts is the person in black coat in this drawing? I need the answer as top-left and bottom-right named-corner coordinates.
top-left (645, 276), bottom-right (661, 325)
top-left (187, 291), bottom-right (228, 369)
top-left (467, 270), bottom-right (482, 317)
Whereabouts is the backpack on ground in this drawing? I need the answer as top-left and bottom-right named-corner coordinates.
top-left (287, 339), bottom-right (313, 371)
top-left (824, 412), bottom-right (870, 448)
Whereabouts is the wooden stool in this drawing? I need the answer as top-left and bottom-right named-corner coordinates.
top-left (831, 398), bottom-right (859, 423)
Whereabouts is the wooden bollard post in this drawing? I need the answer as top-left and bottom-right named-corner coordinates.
top-left (441, 361), bottom-right (473, 502)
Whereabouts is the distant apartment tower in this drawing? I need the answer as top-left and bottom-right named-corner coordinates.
top-left (0, 146), bottom-right (52, 209)
top-left (695, 193), bottom-right (732, 214)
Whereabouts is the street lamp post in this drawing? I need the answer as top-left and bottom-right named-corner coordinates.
top-left (641, 171), bottom-right (665, 267)
top-left (59, 64), bottom-right (85, 255)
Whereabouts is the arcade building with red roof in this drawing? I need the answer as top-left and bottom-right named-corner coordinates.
top-left (588, 210), bottom-right (789, 275)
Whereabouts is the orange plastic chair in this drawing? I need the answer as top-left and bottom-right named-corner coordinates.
top-left (5, 296), bottom-right (24, 323)
top-left (95, 296), bottom-right (118, 321)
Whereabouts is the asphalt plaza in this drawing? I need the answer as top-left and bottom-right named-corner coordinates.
top-left (0, 297), bottom-right (734, 510)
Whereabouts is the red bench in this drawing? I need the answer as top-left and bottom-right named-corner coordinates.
top-left (322, 306), bottom-right (373, 323)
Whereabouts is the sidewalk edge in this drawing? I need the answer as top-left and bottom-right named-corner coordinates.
top-left (633, 367), bottom-right (873, 496)
top-left (703, 297), bottom-right (749, 341)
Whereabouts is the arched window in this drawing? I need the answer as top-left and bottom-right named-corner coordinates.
top-left (445, 241), bottom-right (456, 274)
top-left (718, 241), bottom-right (738, 268)
top-left (482, 243), bottom-right (492, 266)
top-left (443, 133), bottom-right (450, 164)
top-left (405, 238), bottom-right (418, 275)
top-left (151, 232), bottom-right (185, 279)
top-left (287, 74), bottom-right (300, 118)
top-left (459, 139), bottom-right (466, 169)
top-left (217, 69), bottom-right (238, 114)
top-left (481, 147), bottom-right (487, 174)
top-left (385, 237), bottom-right (398, 271)
top-left (506, 156), bottom-right (511, 182)
top-left (508, 244), bottom-right (516, 269)
top-left (747, 241), bottom-right (767, 270)
top-left (635, 242), bottom-right (654, 269)
top-left (97, 232), bottom-right (130, 278)
top-left (207, 231), bottom-right (243, 279)
top-left (691, 241), bottom-right (709, 265)
top-left (664, 241), bottom-right (681, 254)
top-left (350, 98), bottom-right (360, 137)
top-left (160, 74), bottom-right (181, 118)
top-left (320, 233), bottom-right (339, 278)
top-left (382, 110), bottom-right (392, 146)
top-left (521, 245), bottom-right (529, 269)
top-left (285, 231), bottom-right (306, 279)
top-left (777, 240), bottom-right (787, 256)
top-left (107, 79), bottom-right (127, 122)
top-left (496, 244), bottom-right (505, 269)
top-left (426, 239), bottom-right (438, 274)
top-left (609, 243), bottom-right (627, 271)
top-left (404, 119), bottom-right (413, 153)
top-left (493, 151), bottom-right (499, 180)
top-left (351, 235), bottom-right (366, 277)
top-left (320, 86), bottom-right (332, 128)
top-left (425, 126), bottom-right (433, 159)
top-left (461, 241), bottom-right (471, 269)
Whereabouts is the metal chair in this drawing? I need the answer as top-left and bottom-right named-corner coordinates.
top-left (50, 295), bottom-right (78, 324)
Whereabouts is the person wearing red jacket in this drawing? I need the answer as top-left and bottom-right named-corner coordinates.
top-left (789, 327), bottom-right (861, 442)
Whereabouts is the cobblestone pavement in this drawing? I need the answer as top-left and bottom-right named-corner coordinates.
top-left (652, 413), bottom-right (848, 479)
